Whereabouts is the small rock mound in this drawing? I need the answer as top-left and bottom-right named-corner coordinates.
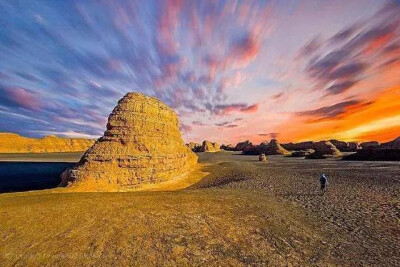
top-left (60, 92), bottom-right (198, 190)
top-left (259, 154), bottom-right (267, 161)
top-left (306, 141), bottom-right (342, 159)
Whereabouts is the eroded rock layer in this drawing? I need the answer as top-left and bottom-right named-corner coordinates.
top-left (0, 133), bottom-right (94, 153)
top-left (60, 93), bottom-right (197, 190)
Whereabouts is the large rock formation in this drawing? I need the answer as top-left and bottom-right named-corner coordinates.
top-left (0, 133), bottom-right (94, 153)
top-left (306, 141), bottom-right (342, 159)
top-left (199, 140), bottom-right (220, 152)
top-left (60, 93), bottom-right (197, 190)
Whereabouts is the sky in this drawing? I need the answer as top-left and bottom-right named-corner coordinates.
top-left (0, 0), bottom-right (400, 144)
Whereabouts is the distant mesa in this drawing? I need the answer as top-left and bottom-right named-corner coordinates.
top-left (60, 92), bottom-right (198, 191)
top-left (343, 136), bottom-right (400, 161)
top-left (0, 132), bottom-right (94, 153)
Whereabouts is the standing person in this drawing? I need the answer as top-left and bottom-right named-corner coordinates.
top-left (320, 174), bottom-right (328, 195)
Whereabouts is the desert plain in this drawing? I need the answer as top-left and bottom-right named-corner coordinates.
top-left (0, 151), bottom-right (399, 266)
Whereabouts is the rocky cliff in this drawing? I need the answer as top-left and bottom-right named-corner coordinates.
top-left (60, 92), bottom-right (198, 190)
top-left (0, 133), bottom-right (95, 153)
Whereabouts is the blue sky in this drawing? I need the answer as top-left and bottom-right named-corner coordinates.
top-left (1, 0), bottom-right (399, 143)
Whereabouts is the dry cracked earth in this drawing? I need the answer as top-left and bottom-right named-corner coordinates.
top-left (0, 151), bottom-right (399, 266)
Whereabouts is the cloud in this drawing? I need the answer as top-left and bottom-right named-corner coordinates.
top-left (326, 80), bottom-right (358, 95)
top-left (179, 123), bottom-right (192, 134)
top-left (0, 86), bottom-right (42, 110)
top-left (296, 100), bottom-right (372, 121)
top-left (211, 103), bottom-right (259, 115)
top-left (258, 132), bottom-right (279, 139)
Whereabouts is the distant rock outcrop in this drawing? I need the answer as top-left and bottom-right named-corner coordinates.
top-left (242, 139), bottom-right (291, 155)
top-left (380, 137), bottom-right (400, 149)
top-left (343, 148), bottom-right (400, 161)
top-left (0, 133), bottom-right (94, 153)
top-left (290, 149), bottom-right (315, 157)
top-left (60, 93), bottom-right (198, 190)
top-left (261, 139), bottom-right (291, 155)
top-left (329, 139), bottom-right (359, 152)
top-left (235, 140), bottom-right (254, 151)
top-left (281, 141), bottom-right (314, 151)
top-left (220, 144), bottom-right (235, 151)
top-left (187, 142), bottom-right (202, 152)
top-left (343, 137), bottom-right (400, 161)
top-left (360, 141), bottom-right (380, 149)
top-left (200, 140), bottom-right (220, 152)
top-left (306, 141), bottom-right (342, 159)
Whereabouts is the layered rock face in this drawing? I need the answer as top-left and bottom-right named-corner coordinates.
top-left (60, 93), bottom-right (197, 190)
top-left (200, 140), bottom-right (220, 152)
top-left (0, 133), bottom-right (94, 153)
top-left (306, 141), bottom-right (342, 159)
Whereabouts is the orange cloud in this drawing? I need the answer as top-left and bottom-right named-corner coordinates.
top-left (276, 85), bottom-right (400, 142)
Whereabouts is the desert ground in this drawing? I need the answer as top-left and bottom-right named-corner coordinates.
top-left (0, 151), bottom-right (399, 266)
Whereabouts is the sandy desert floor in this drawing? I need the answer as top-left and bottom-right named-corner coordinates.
top-left (0, 151), bottom-right (399, 266)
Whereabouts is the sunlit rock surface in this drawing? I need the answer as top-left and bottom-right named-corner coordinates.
top-left (0, 133), bottom-right (94, 153)
top-left (60, 93), bottom-right (198, 190)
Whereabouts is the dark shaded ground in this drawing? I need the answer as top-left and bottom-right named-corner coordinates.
top-left (192, 152), bottom-right (400, 266)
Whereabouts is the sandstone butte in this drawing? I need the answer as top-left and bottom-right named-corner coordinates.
top-left (0, 133), bottom-right (94, 153)
top-left (60, 92), bottom-right (198, 191)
